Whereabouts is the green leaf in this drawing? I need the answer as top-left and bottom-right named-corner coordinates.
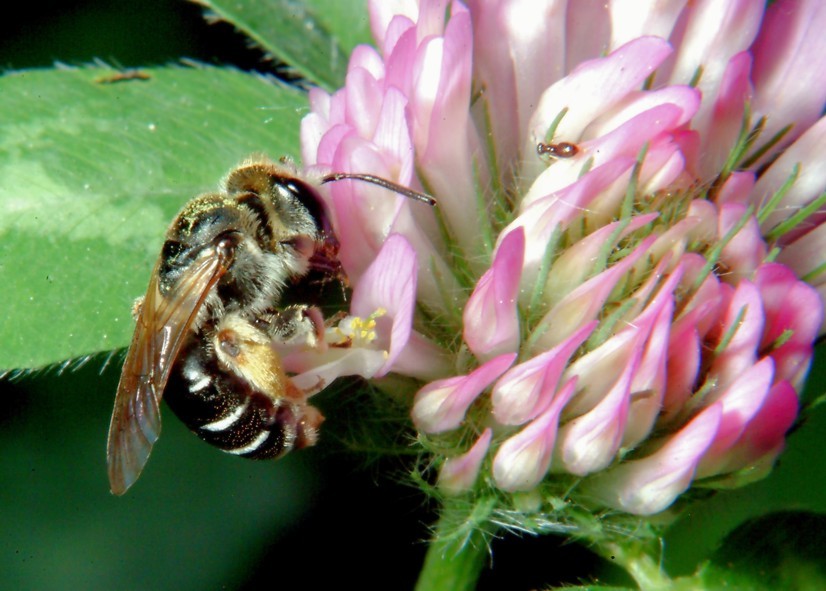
top-left (305, 0), bottom-right (373, 56)
top-left (540, 587), bottom-right (634, 591)
top-left (700, 512), bottom-right (826, 591)
top-left (0, 65), bottom-right (308, 372)
top-left (198, 0), bottom-right (371, 90)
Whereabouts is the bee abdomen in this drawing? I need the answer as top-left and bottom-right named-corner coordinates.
top-left (165, 350), bottom-right (311, 460)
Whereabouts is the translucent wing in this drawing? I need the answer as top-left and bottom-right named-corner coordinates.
top-left (107, 246), bottom-right (230, 495)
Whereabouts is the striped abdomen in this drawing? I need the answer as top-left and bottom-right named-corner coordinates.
top-left (164, 338), bottom-right (318, 458)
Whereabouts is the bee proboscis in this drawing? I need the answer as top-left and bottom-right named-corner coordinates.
top-left (106, 157), bottom-right (434, 495)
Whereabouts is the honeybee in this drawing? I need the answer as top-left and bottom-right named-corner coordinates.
top-left (106, 157), bottom-right (434, 495)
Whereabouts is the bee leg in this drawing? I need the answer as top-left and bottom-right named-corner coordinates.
top-left (296, 404), bottom-right (325, 448)
top-left (254, 305), bottom-right (326, 350)
top-left (130, 295), bottom-right (145, 321)
top-left (257, 394), bottom-right (324, 450)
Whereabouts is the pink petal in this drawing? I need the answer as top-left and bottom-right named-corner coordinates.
top-left (492, 378), bottom-right (577, 492)
top-left (581, 103), bottom-right (691, 173)
top-left (412, 353), bottom-right (516, 433)
top-left (438, 428), bottom-right (493, 495)
top-left (707, 280), bottom-right (765, 392)
top-left (584, 403), bottom-right (722, 515)
top-left (533, 236), bottom-right (657, 350)
top-left (348, 44), bottom-right (387, 80)
top-left (557, 267), bottom-right (681, 473)
top-left (385, 193), bottom-right (461, 312)
top-left (754, 263), bottom-right (822, 387)
top-left (513, 157), bottom-right (635, 254)
top-left (638, 136), bottom-right (690, 195)
top-left (344, 67), bottom-right (384, 140)
top-left (585, 85), bottom-right (701, 142)
top-left (369, 0), bottom-right (418, 50)
top-left (663, 311), bottom-right (702, 418)
top-left (666, 0), bottom-right (762, 140)
top-left (466, 0), bottom-right (568, 172)
top-left (519, 147), bottom-right (632, 209)
top-left (675, 252), bottom-right (725, 339)
top-left (776, 227), bottom-right (826, 337)
top-left (752, 0), bottom-right (826, 152)
top-left (755, 115), bottom-right (826, 237)
top-left (662, 255), bottom-right (725, 418)
top-left (410, 7), bottom-right (483, 255)
top-left (609, 0), bottom-right (687, 49)
top-left (390, 331), bottom-right (452, 382)
top-left (463, 228), bottom-right (524, 359)
top-left (492, 321), bottom-right (597, 426)
top-left (382, 22), bottom-right (418, 93)
top-left (618, 255), bottom-right (675, 323)
top-left (695, 357), bottom-right (775, 478)
top-left (283, 237), bottom-right (433, 387)
top-left (623, 299), bottom-right (674, 447)
top-left (541, 214), bottom-right (659, 307)
top-left (556, 352), bottom-right (638, 476)
top-left (776, 222), bottom-right (826, 289)
top-left (715, 170), bottom-right (756, 206)
top-left (699, 52), bottom-right (754, 179)
top-left (328, 135), bottom-right (406, 281)
top-left (352, 234), bottom-right (418, 376)
top-left (371, 89), bottom-right (416, 183)
top-left (290, 348), bottom-right (389, 394)
top-left (717, 380), bottom-right (799, 476)
top-left (525, 36), bottom-right (674, 179)
top-left (718, 202), bottom-right (768, 279)
top-left (563, 1), bottom-right (612, 70)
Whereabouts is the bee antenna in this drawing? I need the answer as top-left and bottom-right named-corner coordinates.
top-left (320, 173), bottom-right (436, 206)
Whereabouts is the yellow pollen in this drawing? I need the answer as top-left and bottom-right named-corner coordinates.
top-left (327, 309), bottom-right (387, 347)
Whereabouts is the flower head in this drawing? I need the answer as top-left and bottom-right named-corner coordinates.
top-left (298, 0), bottom-right (826, 518)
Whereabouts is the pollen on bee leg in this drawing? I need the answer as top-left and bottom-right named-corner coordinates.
top-left (130, 296), bottom-right (145, 321)
top-left (295, 305), bottom-right (326, 350)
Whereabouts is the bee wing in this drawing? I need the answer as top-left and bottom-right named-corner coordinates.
top-left (107, 248), bottom-right (229, 495)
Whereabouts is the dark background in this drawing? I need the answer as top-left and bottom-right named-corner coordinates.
top-left (2, 2), bottom-right (823, 590)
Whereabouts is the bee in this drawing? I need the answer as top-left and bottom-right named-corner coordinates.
top-left (106, 157), bottom-right (434, 495)
top-left (536, 140), bottom-right (580, 160)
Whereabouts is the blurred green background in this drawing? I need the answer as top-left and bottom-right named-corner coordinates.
top-left (2, 1), bottom-right (825, 590)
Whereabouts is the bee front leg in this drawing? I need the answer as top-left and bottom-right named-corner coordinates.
top-left (253, 305), bottom-right (327, 351)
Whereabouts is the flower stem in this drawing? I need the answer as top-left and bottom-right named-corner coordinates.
top-left (596, 540), bottom-right (673, 591)
top-left (414, 497), bottom-right (494, 591)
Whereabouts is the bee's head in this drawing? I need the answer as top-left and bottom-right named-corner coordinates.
top-left (224, 159), bottom-right (332, 245)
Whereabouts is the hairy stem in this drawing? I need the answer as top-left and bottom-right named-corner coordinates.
top-left (596, 540), bottom-right (673, 591)
top-left (414, 497), bottom-right (493, 591)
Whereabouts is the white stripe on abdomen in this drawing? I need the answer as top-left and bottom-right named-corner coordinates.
top-left (200, 400), bottom-right (250, 432)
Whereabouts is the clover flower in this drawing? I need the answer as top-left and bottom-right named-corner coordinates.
top-left (294, 0), bottom-right (826, 524)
